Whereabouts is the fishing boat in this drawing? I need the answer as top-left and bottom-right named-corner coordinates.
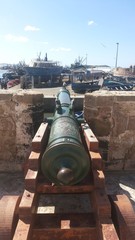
top-left (23, 53), bottom-right (63, 87)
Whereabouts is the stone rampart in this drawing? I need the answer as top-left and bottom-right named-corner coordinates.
top-left (84, 90), bottom-right (135, 170)
top-left (0, 91), bottom-right (44, 172)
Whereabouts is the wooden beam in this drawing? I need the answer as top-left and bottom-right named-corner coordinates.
top-left (37, 183), bottom-right (94, 194)
top-left (81, 123), bottom-right (99, 151)
top-left (13, 219), bottom-right (31, 240)
top-left (91, 189), bottom-right (111, 218)
top-left (32, 227), bottom-right (98, 240)
top-left (89, 151), bottom-right (104, 170)
top-left (25, 169), bottom-right (38, 191)
top-left (19, 190), bottom-right (35, 219)
top-left (93, 170), bottom-right (105, 188)
top-left (32, 122), bottom-right (49, 152)
top-left (28, 151), bottom-right (41, 170)
top-left (35, 213), bottom-right (96, 228)
top-left (101, 222), bottom-right (119, 240)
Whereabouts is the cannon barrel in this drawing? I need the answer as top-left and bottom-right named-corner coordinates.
top-left (41, 87), bottom-right (90, 185)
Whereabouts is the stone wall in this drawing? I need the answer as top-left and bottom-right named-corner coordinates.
top-left (84, 90), bottom-right (135, 170)
top-left (0, 91), bottom-right (44, 172)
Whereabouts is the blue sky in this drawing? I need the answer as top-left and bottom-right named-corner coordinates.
top-left (0, 0), bottom-right (135, 67)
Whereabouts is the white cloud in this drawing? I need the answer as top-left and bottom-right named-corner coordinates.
top-left (5, 34), bottom-right (29, 42)
top-left (88, 20), bottom-right (95, 26)
top-left (50, 47), bottom-right (71, 52)
top-left (24, 25), bottom-right (40, 31)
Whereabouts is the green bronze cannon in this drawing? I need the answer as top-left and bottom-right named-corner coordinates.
top-left (41, 86), bottom-right (90, 185)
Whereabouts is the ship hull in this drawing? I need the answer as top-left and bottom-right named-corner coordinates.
top-left (24, 66), bottom-right (63, 77)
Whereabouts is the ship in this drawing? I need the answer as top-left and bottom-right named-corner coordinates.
top-left (23, 53), bottom-right (63, 88)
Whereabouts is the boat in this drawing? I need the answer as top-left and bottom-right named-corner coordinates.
top-left (71, 68), bottom-right (101, 93)
top-left (23, 53), bottom-right (63, 88)
top-left (102, 78), bottom-right (134, 90)
top-left (71, 73), bottom-right (134, 93)
top-left (72, 80), bottom-right (101, 93)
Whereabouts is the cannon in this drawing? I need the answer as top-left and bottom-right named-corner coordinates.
top-left (41, 86), bottom-right (90, 185)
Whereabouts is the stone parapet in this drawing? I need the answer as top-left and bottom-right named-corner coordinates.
top-left (0, 91), bottom-right (44, 172)
top-left (84, 90), bottom-right (135, 170)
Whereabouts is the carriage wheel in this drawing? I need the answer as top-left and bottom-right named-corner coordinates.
top-left (109, 194), bottom-right (135, 240)
top-left (0, 195), bottom-right (20, 240)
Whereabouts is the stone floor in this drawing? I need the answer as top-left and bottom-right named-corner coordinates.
top-left (0, 171), bottom-right (135, 212)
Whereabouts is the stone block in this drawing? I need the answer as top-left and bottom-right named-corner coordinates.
top-left (91, 118), bottom-right (111, 136)
top-left (96, 95), bottom-right (114, 106)
top-left (84, 94), bottom-right (97, 108)
top-left (84, 107), bottom-right (99, 120)
top-left (13, 92), bottom-right (44, 105)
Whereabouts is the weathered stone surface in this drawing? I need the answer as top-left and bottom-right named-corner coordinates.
top-left (84, 103), bottom-right (112, 137)
top-left (86, 118), bottom-right (111, 136)
top-left (84, 91), bottom-right (135, 170)
top-left (0, 92), bottom-right (44, 172)
top-left (112, 102), bottom-right (129, 137)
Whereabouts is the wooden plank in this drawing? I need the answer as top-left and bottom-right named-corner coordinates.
top-left (37, 183), bottom-right (94, 194)
top-left (96, 189), bottom-right (111, 217)
top-left (19, 190), bottom-right (35, 218)
top-left (28, 151), bottom-right (41, 170)
top-left (94, 220), bottom-right (119, 240)
top-left (81, 123), bottom-right (99, 151)
top-left (90, 191), bottom-right (118, 240)
top-left (35, 213), bottom-right (96, 228)
top-left (25, 169), bottom-right (38, 191)
top-left (32, 122), bottom-right (49, 152)
top-left (32, 227), bottom-right (98, 240)
top-left (101, 222), bottom-right (119, 240)
top-left (13, 219), bottom-right (31, 240)
top-left (91, 190), bottom-right (111, 218)
top-left (93, 170), bottom-right (105, 188)
top-left (89, 151), bottom-right (104, 170)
